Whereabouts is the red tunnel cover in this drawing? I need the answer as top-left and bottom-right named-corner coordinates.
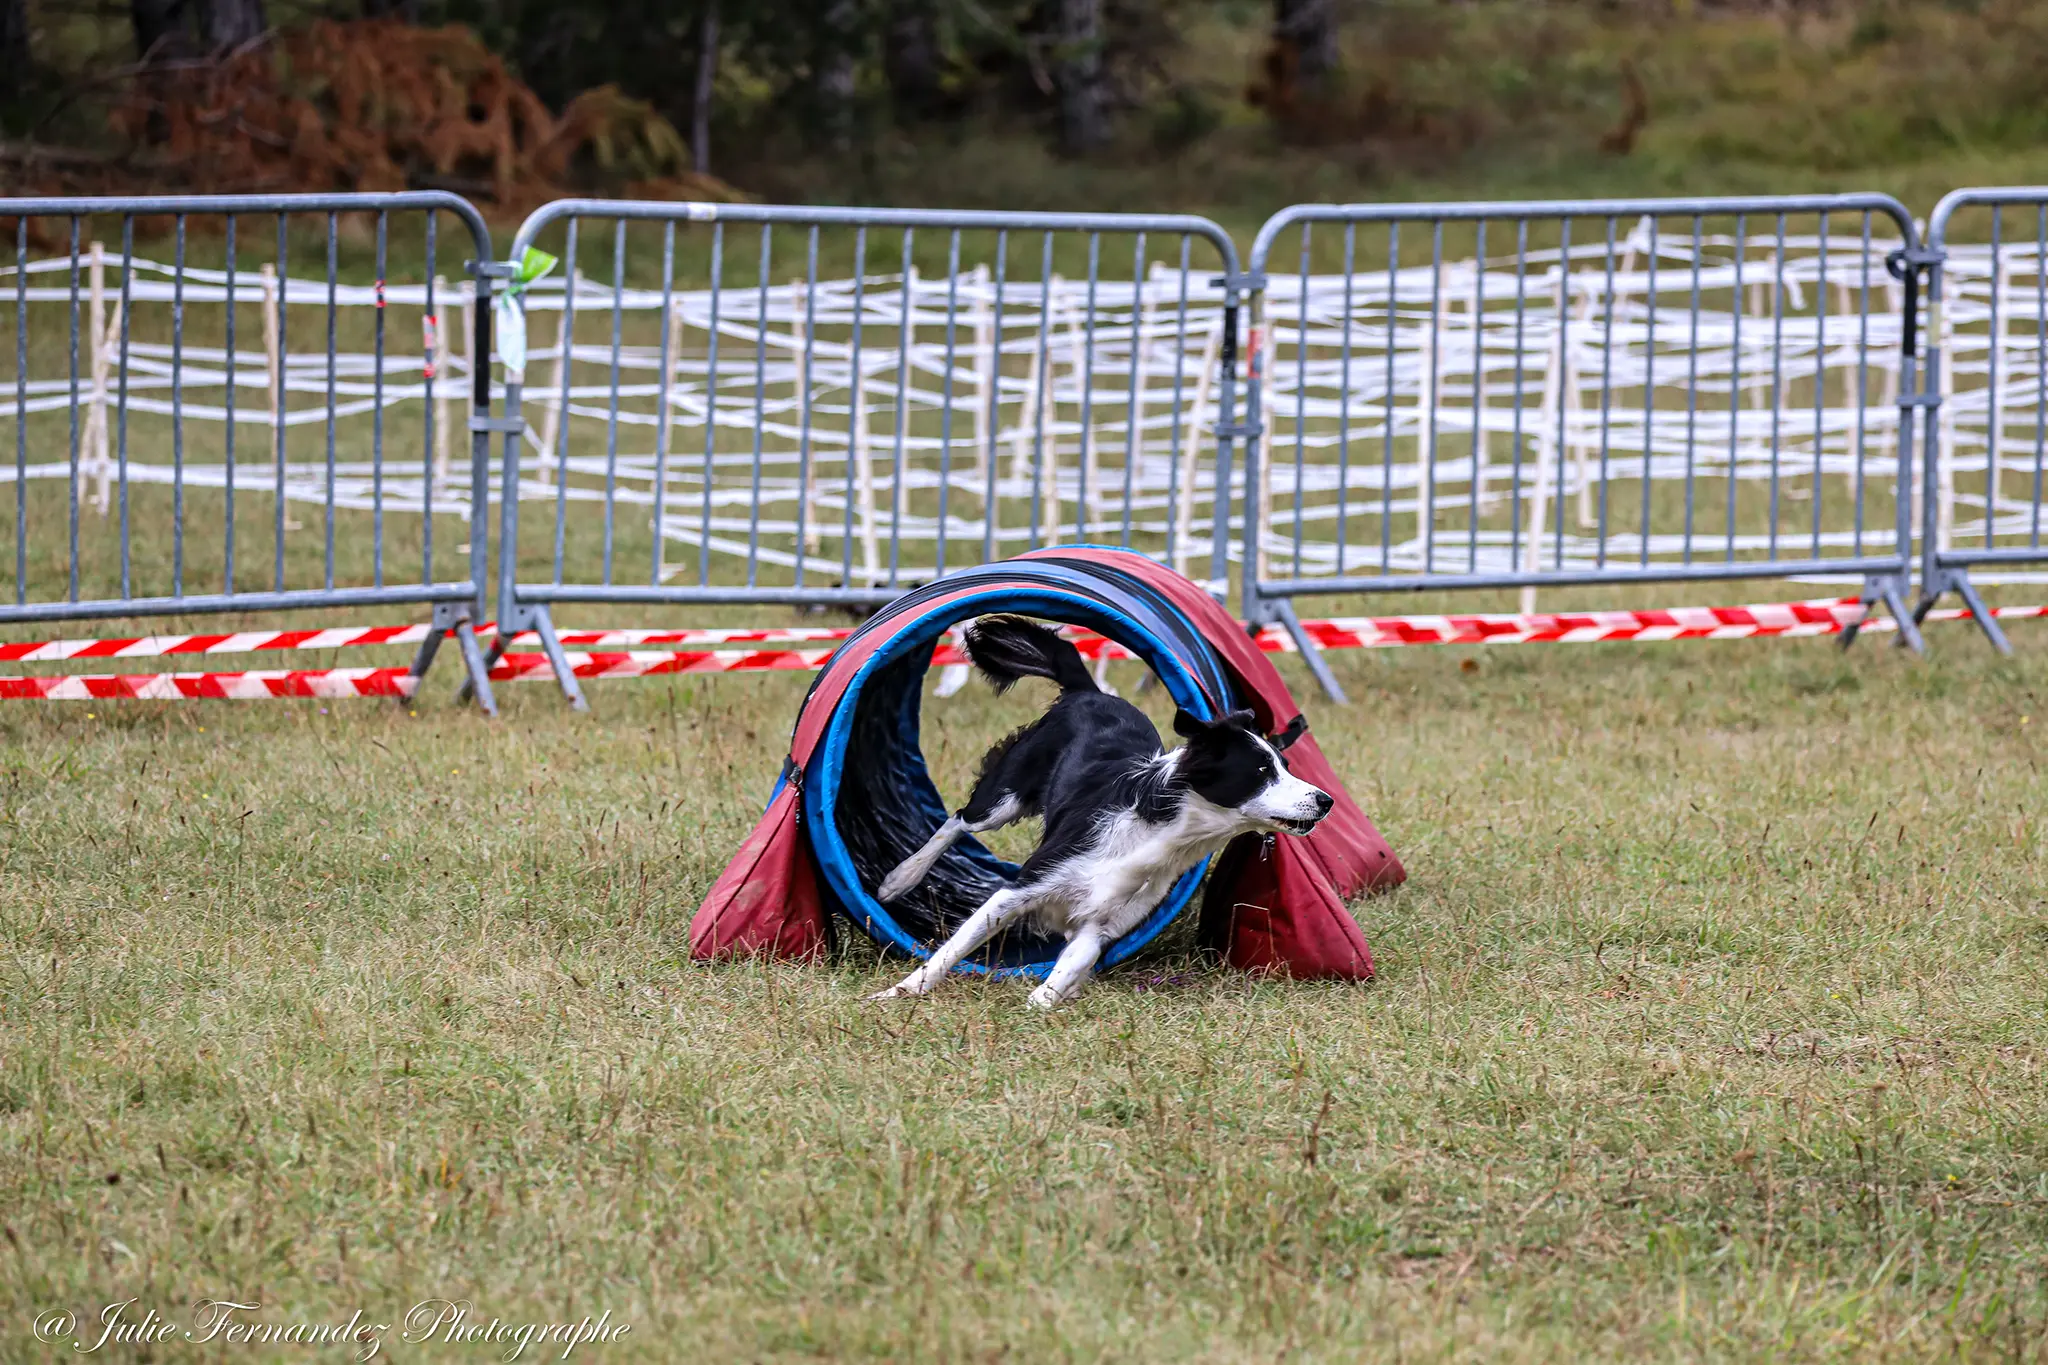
top-left (690, 553), bottom-right (1404, 980)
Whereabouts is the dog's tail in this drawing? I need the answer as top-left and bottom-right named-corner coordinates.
top-left (964, 615), bottom-right (1097, 694)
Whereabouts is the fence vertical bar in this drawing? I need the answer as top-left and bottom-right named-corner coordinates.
top-left (651, 221), bottom-right (677, 588)
top-left (65, 219), bottom-right (79, 602)
top-left (702, 221), bottom-right (723, 588)
top-left (939, 230), bottom-right (963, 571)
top-left (1767, 213), bottom-right (1786, 562)
top-left (1684, 216), bottom-right (1701, 562)
top-left (1468, 219), bottom-right (1487, 573)
top-left (372, 211), bottom-right (388, 588)
top-left (841, 226), bottom-right (862, 584)
top-left (982, 232), bottom-right (1008, 564)
top-left (887, 231), bottom-right (913, 582)
top-left (1594, 217), bottom-right (1615, 569)
top-left (1292, 222), bottom-right (1311, 575)
top-left (1336, 223), bottom-right (1356, 577)
top-left (602, 217), bottom-right (626, 584)
top-left (793, 225), bottom-right (818, 586)
top-left (116, 217), bottom-right (134, 600)
top-left (272, 213), bottom-right (287, 594)
top-left (421, 214), bottom-right (435, 586)
top-left (1639, 216), bottom-right (1655, 568)
top-left (745, 224), bottom-right (772, 587)
top-left (1120, 231), bottom-right (1143, 549)
top-left (1986, 206), bottom-right (2003, 550)
top-left (170, 215), bottom-right (186, 596)
top-left (2035, 205), bottom-right (2046, 549)
top-left (1381, 223), bottom-right (1397, 573)
top-left (324, 213), bottom-right (339, 590)
top-left (11, 217), bottom-right (23, 604)
top-left (552, 218), bottom-right (578, 586)
top-left (1726, 215), bottom-right (1744, 563)
top-left (1853, 214), bottom-right (1870, 555)
top-left (1508, 220), bottom-right (1527, 573)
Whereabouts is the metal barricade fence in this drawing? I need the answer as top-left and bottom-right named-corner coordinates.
top-left (7, 187), bottom-right (2041, 717)
top-left (491, 201), bottom-right (1244, 708)
top-left (1916, 187), bottom-right (2048, 655)
top-left (0, 192), bottom-right (504, 709)
top-left (1240, 195), bottom-right (1929, 701)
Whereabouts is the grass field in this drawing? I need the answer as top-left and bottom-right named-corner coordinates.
top-left (2, 621), bottom-right (2045, 1361)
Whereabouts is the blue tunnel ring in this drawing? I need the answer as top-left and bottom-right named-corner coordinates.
top-left (799, 558), bottom-right (1246, 979)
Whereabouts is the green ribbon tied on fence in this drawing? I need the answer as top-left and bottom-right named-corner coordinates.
top-left (492, 245), bottom-right (561, 381)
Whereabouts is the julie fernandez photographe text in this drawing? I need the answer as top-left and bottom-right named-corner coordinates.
top-left (30, 1297), bottom-right (630, 1360)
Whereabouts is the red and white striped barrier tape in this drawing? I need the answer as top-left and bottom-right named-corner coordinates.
top-left (0, 668), bottom-right (416, 700)
top-left (0, 621), bottom-right (860, 662)
top-left (2, 599), bottom-right (2040, 699)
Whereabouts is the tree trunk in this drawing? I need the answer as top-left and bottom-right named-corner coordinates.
top-left (1054, 0), bottom-right (1106, 155)
top-left (884, 0), bottom-right (942, 120)
top-left (0, 0), bottom-right (29, 90)
top-left (195, 0), bottom-right (265, 53)
top-left (1273, 0), bottom-right (1339, 93)
top-left (130, 0), bottom-right (190, 63)
top-left (692, 3), bottom-right (720, 175)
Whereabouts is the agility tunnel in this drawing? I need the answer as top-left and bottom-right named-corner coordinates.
top-left (690, 547), bottom-right (1405, 979)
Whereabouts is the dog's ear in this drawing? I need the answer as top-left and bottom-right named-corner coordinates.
top-left (1172, 708), bottom-right (1207, 738)
top-left (1221, 708), bottom-right (1258, 731)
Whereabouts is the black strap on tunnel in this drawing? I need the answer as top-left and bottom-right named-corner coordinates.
top-left (1028, 554), bottom-right (1240, 706)
top-left (824, 561), bottom-right (1233, 706)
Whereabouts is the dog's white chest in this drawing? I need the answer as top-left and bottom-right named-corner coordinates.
top-left (1030, 805), bottom-right (1238, 938)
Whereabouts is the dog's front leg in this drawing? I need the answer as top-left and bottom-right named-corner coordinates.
top-left (1026, 927), bottom-right (1106, 1010)
top-left (869, 888), bottom-right (1026, 1000)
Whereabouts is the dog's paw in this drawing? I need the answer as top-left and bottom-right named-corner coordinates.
top-left (1025, 984), bottom-right (1062, 1011)
top-left (875, 866), bottom-right (921, 903)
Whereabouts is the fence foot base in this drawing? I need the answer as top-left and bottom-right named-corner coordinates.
top-left (410, 602), bottom-right (498, 715)
top-left (456, 627), bottom-right (508, 707)
top-left (529, 606), bottom-right (591, 712)
top-left (450, 615), bottom-right (499, 718)
top-left (404, 614), bottom-right (446, 699)
top-left (1918, 569), bottom-right (2012, 655)
top-left (1267, 599), bottom-right (1348, 705)
top-left (1844, 576), bottom-right (1924, 654)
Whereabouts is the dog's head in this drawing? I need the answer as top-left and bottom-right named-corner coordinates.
top-left (1172, 708), bottom-right (1333, 836)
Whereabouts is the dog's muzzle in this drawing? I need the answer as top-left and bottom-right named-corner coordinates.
top-left (1275, 789), bottom-right (1335, 836)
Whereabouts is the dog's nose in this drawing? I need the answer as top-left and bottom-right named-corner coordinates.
top-left (1312, 790), bottom-right (1334, 817)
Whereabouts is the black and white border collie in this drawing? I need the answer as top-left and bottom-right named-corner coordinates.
top-left (870, 615), bottom-right (1333, 1010)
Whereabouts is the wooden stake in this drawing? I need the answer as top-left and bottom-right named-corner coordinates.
top-left (432, 274), bottom-right (454, 485)
top-left (1254, 323), bottom-right (1273, 585)
top-left (790, 278), bottom-right (820, 552)
top-left (536, 269), bottom-right (580, 488)
top-left (853, 350), bottom-right (879, 585)
top-left (655, 295), bottom-right (684, 567)
top-left (971, 264), bottom-right (994, 481)
top-left (1466, 262), bottom-right (1492, 514)
top-left (1007, 276), bottom-right (1058, 489)
top-left (1065, 292), bottom-right (1093, 542)
top-left (259, 260), bottom-right (299, 531)
top-left (1523, 318), bottom-right (1566, 616)
top-left (1937, 315), bottom-right (1956, 551)
top-left (87, 241), bottom-right (111, 515)
top-left (1417, 297), bottom-right (1439, 570)
top-left (968, 265), bottom-right (998, 549)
